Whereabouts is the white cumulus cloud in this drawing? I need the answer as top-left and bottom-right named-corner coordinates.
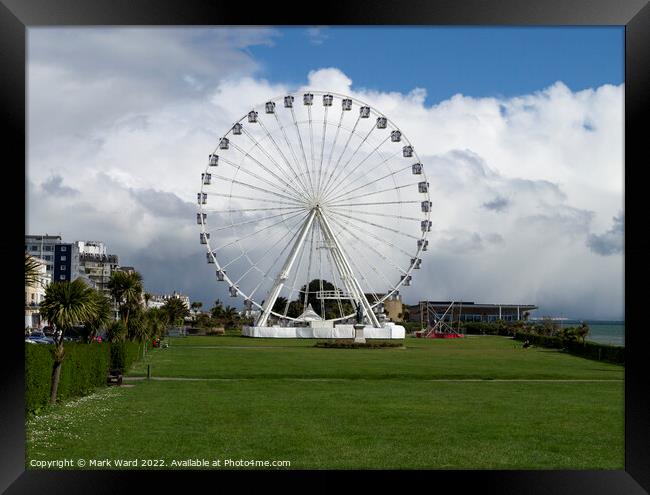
top-left (26, 32), bottom-right (623, 319)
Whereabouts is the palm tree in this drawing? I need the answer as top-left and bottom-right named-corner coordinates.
top-left (40, 279), bottom-right (99, 404)
top-left (161, 297), bottom-right (190, 328)
top-left (83, 290), bottom-right (113, 342)
top-left (222, 305), bottom-right (239, 329)
top-left (107, 271), bottom-right (143, 327)
top-left (25, 253), bottom-right (42, 289)
top-left (143, 292), bottom-right (152, 308)
top-left (127, 312), bottom-right (149, 342)
top-left (210, 299), bottom-right (224, 319)
top-left (575, 321), bottom-right (590, 344)
top-left (145, 307), bottom-right (169, 338)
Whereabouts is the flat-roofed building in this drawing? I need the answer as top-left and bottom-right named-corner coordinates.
top-left (25, 234), bottom-right (61, 277)
top-left (406, 301), bottom-right (538, 324)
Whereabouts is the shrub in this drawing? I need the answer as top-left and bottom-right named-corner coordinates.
top-left (26, 341), bottom-right (144, 414)
top-left (25, 344), bottom-right (54, 414)
top-left (315, 340), bottom-right (403, 349)
top-left (514, 332), bottom-right (623, 364)
top-left (110, 341), bottom-right (141, 373)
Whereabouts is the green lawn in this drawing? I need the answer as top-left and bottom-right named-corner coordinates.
top-left (26, 335), bottom-right (624, 469)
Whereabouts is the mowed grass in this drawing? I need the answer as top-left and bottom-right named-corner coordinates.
top-left (128, 335), bottom-right (624, 380)
top-left (26, 336), bottom-right (624, 469)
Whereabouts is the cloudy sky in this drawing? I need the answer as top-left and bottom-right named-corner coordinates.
top-left (26, 27), bottom-right (624, 320)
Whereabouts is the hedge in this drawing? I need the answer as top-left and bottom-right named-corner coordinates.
top-left (514, 332), bottom-right (624, 365)
top-left (25, 341), bottom-right (142, 414)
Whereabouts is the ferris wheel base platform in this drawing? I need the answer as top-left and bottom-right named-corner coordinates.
top-left (242, 323), bottom-right (405, 339)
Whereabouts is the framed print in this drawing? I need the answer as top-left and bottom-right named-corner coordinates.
top-left (2, 0), bottom-right (648, 492)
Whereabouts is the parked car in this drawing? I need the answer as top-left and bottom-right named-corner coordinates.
top-left (26, 331), bottom-right (55, 345)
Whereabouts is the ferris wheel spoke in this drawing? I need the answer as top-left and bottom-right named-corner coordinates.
top-left (233, 134), bottom-right (310, 203)
top-left (331, 217), bottom-right (396, 293)
top-left (219, 155), bottom-right (308, 204)
top-left (230, 137), bottom-right (303, 200)
top-left (321, 133), bottom-right (390, 201)
top-left (207, 192), bottom-right (303, 207)
top-left (325, 158), bottom-right (408, 204)
top-left (270, 113), bottom-right (313, 199)
top-left (319, 113), bottom-right (361, 200)
top-left (307, 105), bottom-right (316, 195)
top-left (326, 208), bottom-right (420, 241)
top-left (326, 206), bottom-right (423, 222)
top-left (256, 117), bottom-right (313, 201)
top-left (210, 173), bottom-right (304, 205)
top-left (316, 105), bottom-right (329, 201)
top-left (327, 200), bottom-right (420, 208)
top-left (320, 123), bottom-right (378, 199)
top-left (316, 222), bottom-right (325, 318)
top-left (302, 223), bottom-right (316, 314)
top-left (289, 106), bottom-right (316, 196)
top-left (204, 206), bottom-right (304, 214)
top-left (327, 214), bottom-right (410, 276)
top-left (322, 239), bottom-right (346, 320)
top-left (205, 210), bottom-right (304, 234)
top-left (318, 107), bottom-right (344, 201)
top-left (279, 220), bottom-right (310, 318)
top-left (328, 182), bottom-right (418, 205)
top-left (247, 211), bottom-right (310, 303)
top-left (213, 209), bottom-right (306, 252)
top-left (327, 210), bottom-right (417, 259)
top-left (331, 224), bottom-right (388, 306)
top-left (232, 214), bottom-right (306, 287)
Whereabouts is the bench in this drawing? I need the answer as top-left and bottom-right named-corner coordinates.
top-left (107, 369), bottom-right (123, 386)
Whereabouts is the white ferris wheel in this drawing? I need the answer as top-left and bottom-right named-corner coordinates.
top-left (197, 91), bottom-right (431, 331)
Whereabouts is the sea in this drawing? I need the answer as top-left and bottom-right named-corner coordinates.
top-left (561, 320), bottom-right (625, 347)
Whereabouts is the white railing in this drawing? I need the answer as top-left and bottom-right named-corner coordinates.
top-left (316, 290), bottom-right (352, 300)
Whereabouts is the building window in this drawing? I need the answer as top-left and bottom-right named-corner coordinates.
top-left (61, 265), bottom-right (66, 270)
top-left (44, 246), bottom-right (52, 251)
top-left (60, 275), bottom-right (65, 280)
top-left (61, 255), bottom-right (66, 261)
top-left (31, 245), bottom-right (38, 251)
top-left (46, 266), bottom-right (51, 271)
top-left (44, 255), bottom-right (52, 261)
top-left (61, 246), bottom-right (67, 252)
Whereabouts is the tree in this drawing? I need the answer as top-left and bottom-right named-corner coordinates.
top-left (575, 322), bottom-right (590, 344)
top-left (40, 279), bottom-right (99, 404)
top-left (25, 253), bottom-right (43, 289)
top-left (191, 301), bottom-right (203, 312)
top-left (298, 279), bottom-right (338, 318)
top-left (162, 297), bottom-right (190, 328)
top-left (143, 292), bottom-right (152, 308)
top-left (222, 305), bottom-right (239, 329)
top-left (539, 317), bottom-right (559, 337)
top-left (83, 290), bottom-right (113, 342)
top-left (210, 299), bottom-right (224, 319)
top-left (272, 296), bottom-right (288, 314)
top-left (144, 307), bottom-right (169, 338)
top-left (106, 320), bottom-right (128, 343)
top-left (107, 271), bottom-right (143, 327)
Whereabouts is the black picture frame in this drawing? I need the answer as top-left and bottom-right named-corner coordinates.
top-left (1, 1), bottom-right (648, 492)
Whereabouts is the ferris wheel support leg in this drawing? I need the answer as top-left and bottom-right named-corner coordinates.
top-left (256, 209), bottom-right (317, 328)
top-left (317, 209), bottom-right (382, 328)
